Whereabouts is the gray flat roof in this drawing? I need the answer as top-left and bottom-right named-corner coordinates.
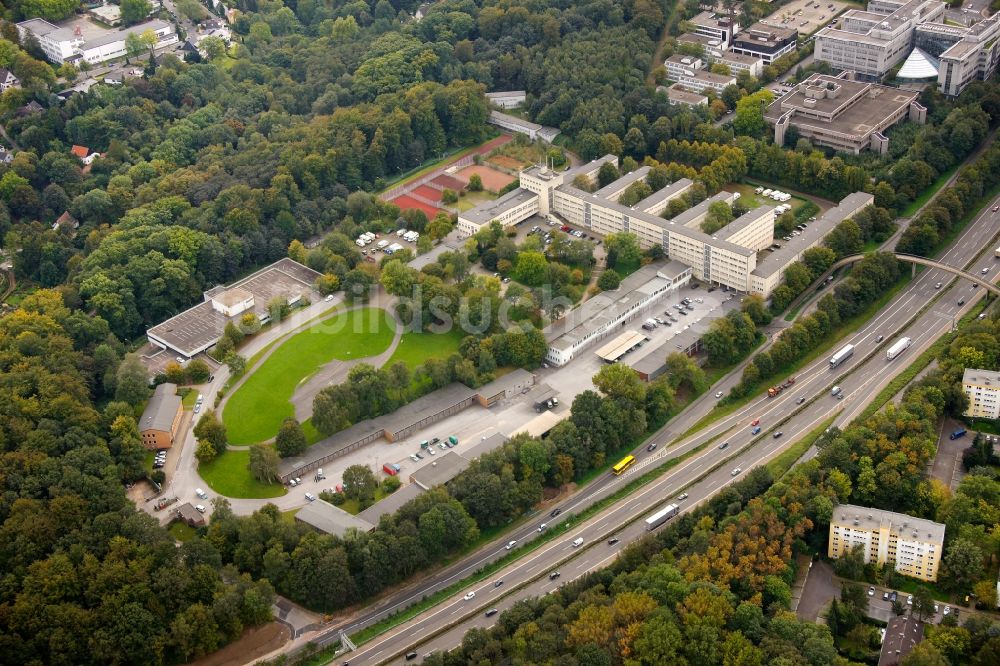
top-left (714, 205), bottom-right (774, 242)
top-left (140, 383), bottom-right (180, 433)
top-left (544, 261), bottom-right (684, 352)
top-left (460, 432), bottom-right (510, 461)
top-left (963, 368), bottom-right (1000, 386)
top-left (594, 166), bottom-right (652, 200)
top-left (752, 192), bottom-right (873, 279)
top-left (146, 258), bottom-right (320, 357)
top-left (410, 451), bottom-right (470, 489)
top-left (833, 503), bottom-right (945, 543)
top-left (296, 499), bottom-right (375, 537)
top-left (489, 110), bottom-right (541, 131)
top-left (634, 178), bottom-right (694, 212)
top-left (486, 90), bottom-right (526, 97)
top-left (355, 483), bottom-right (424, 526)
top-left (84, 20), bottom-right (172, 49)
top-left (459, 187), bottom-right (538, 226)
top-left (665, 85), bottom-right (709, 105)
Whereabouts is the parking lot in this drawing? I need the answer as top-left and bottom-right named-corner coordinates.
top-left (762, 0), bottom-right (848, 36)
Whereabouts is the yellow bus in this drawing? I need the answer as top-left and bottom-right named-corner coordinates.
top-left (612, 455), bottom-right (636, 475)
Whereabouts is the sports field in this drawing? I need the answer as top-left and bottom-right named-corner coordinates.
top-left (223, 307), bottom-right (396, 444)
top-left (454, 164), bottom-right (516, 192)
top-left (386, 327), bottom-right (467, 369)
top-left (390, 194), bottom-right (443, 219)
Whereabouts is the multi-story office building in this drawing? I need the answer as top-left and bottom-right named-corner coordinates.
top-left (765, 72), bottom-right (926, 154)
top-left (915, 13), bottom-right (1000, 96)
top-left (460, 157), bottom-right (777, 294)
top-left (716, 52), bottom-right (764, 77)
top-left (731, 22), bottom-right (798, 64)
top-left (662, 83), bottom-right (709, 107)
top-left (689, 11), bottom-right (740, 48)
top-left (829, 504), bottom-right (945, 582)
top-left (814, 0), bottom-right (946, 80)
top-left (962, 368), bottom-right (1000, 419)
top-left (677, 68), bottom-right (738, 93)
top-left (17, 18), bottom-right (177, 65)
top-left (677, 32), bottom-right (728, 60)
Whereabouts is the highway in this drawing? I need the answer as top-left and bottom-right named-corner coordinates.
top-left (327, 196), bottom-right (1000, 665)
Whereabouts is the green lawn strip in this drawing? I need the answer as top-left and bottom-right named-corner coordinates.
top-left (180, 388), bottom-right (199, 409)
top-left (385, 328), bottom-right (466, 370)
top-left (199, 449), bottom-right (286, 499)
top-left (168, 522), bottom-right (198, 542)
top-left (766, 415), bottom-right (836, 479)
top-left (900, 163), bottom-right (961, 218)
top-left (337, 487), bottom-right (391, 516)
top-left (301, 418), bottom-right (322, 446)
top-left (679, 276), bottom-right (912, 441)
top-left (223, 307), bottom-right (396, 445)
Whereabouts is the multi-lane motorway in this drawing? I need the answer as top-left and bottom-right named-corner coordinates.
top-left (321, 200), bottom-right (1000, 664)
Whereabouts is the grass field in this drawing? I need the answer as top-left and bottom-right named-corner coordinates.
top-left (223, 307), bottom-right (396, 445)
top-left (455, 190), bottom-right (497, 212)
top-left (385, 328), bottom-right (466, 369)
top-left (199, 449), bottom-right (286, 498)
top-left (168, 522), bottom-right (198, 542)
top-left (727, 182), bottom-right (811, 214)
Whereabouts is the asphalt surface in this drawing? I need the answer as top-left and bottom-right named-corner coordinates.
top-left (331, 196), bottom-right (1000, 665)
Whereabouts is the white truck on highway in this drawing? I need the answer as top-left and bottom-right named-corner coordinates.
top-left (829, 344), bottom-right (854, 369)
top-left (885, 337), bottom-right (912, 361)
top-left (645, 503), bottom-right (680, 531)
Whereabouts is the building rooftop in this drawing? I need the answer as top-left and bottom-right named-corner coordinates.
top-left (486, 90), bottom-right (526, 98)
top-left (296, 499), bottom-right (375, 537)
top-left (963, 368), bottom-right (1000, 386)
top-left (175, 503), bottom-right (206, 526)
top-left (512, 410), bottom-right (567, 438)
top-left (410, 451), bottom-right (470, 490)
top-left (355, 483), bottom-right (424, 526)
top-left (683, 69), bottom-right (738, 85)
top-left (634, 178), bottom-right (695, 212)
top-left (146, 258), bottom-right (320, 357)
top-left (628, 326), bottom-right (704, 377)
top-left (460, 432), bottom-right (510, 462)
top-left (720, 52), bottom-right (763, 66)
top-left (734, 22), bottom-right (797, 46)
top-left (898, 47), bottom-right (940, 77)
top-left (489, 109), bottom-right (541, 132)
top-left (663, 84), bottom-right (709, 106)
top-left (544, 260), bottom-right (691, 352)
top-left (140, 383), bottom-right (181, 433)
top-left (878, 615), bottom-right (925, 666)
top-left (764, 74), bottom-right (919, 141)
top-left (752, 192), bottom-right (874, 279)
top-left (832, 503), bottom-right (945, 543)
top-left (940, 39), bottom-right (981, 59)
top-left (594, 166), bottom-right (652, 200)
top-left (458, 186), bottom-right (538, 227)
top-left (213, 287), bottom-right (253, 308)
top-left (83, 20), bottom-right (172, 50)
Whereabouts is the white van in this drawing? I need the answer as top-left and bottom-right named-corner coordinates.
top-left (355, 239), bottom-right (365, 247)
top-left (831, 386), bottom-right (842, 397)
top-left (196, 488), bottom-right (208, 499)
top-left (572, 537), bottom-right (584, 547)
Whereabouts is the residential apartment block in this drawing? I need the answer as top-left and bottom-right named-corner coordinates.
top-left (962, 368), bottom-right (1000, 419)
top-left (730, 22), bottom-right (797, 64)
top-left (814, 0), bottom-right (946, 80)
top-left (829, 504), bottom-right (945, 582)
top-left (765, 72), bottom-right (926, 154)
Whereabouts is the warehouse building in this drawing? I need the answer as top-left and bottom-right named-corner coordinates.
top-left (296, 499), bottom-right (375, 537)
top-left (17, 18), bottom-right (177, 65)
top-left (139, 383), bottom-right (183, 450)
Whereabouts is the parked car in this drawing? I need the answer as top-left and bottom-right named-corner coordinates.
top-left (935, 282), bottom-right (943, 289)
top-left (868, 586), bottom-right (875, 596)
top-left (304, 493), bottom-right (316, 502)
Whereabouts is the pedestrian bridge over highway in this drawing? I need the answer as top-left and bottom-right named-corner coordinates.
top-left (793, 253), bottom-right (1000, 311)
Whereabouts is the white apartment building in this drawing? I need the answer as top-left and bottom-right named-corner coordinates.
top-left (716, 52), bottom-right (764, 78)
top-left (829, 504), bottom-right (945, 582)
top-left (963, 368), bottom-right (1000, 419)
top-left (677, 69), bottom-right (737, 93)
top-left (665, 54), bottom-right (705, 82)
top-left (17, 18), bottom-right (177, 65)
top-left (814, 0), bottom-right (946, 80)
top-left (460, 157), bottom-right (776, 295)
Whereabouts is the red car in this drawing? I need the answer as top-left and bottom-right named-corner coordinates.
top-left (751, 418), bottom-right (760, 427)
top-left (560, 225), bottom-right (570, 232)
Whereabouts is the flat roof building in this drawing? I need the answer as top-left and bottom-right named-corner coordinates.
top-left (17, 18), bottom-right (177, 65)
top-left (595, 331), bottom-right (651, 364)
top-left (731, 22), bottom-right (798, 64)
top-left (916, 13), bottom-right (1000, 96)
top-left (486, 90), bottom-right (527, 109)
top-left (409, 451), bottom-right (470, 490)
top-left (139, 383), bottom-right (183, 450)
top-left (716, 52), bottom-right (764, 77)
top-left (543, 260), bottom-right (692, 367)
top-left (750, 192), bottom-right (874, 296)
top-left (662, 84), bottom-right (709, 107)
top-left (689, 11), bottom-right (740, 48)
top-left (765, 72), bottom-right (925, 154)
top-left (676, 68), bottom-right (737, 93)
top-left (488, 110), bottom-right (560, 143)
top-left (459, 159), bottom-right (780, 297)
top-left (295, 499), bottom-right (375, 538)
top-left (677, 32), bottom-right (728, 60)
top-left (146, 258), bottom-right (320, 358)
top-left (815, 0), bottom-right (946, 80)
top-left (962, 368), bottom-right (1000, 419)
top-left (829, 504), bottom-right (945, 582)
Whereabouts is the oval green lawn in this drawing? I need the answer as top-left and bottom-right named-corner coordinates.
top-left (223, 307), bottom-right (396, 444)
